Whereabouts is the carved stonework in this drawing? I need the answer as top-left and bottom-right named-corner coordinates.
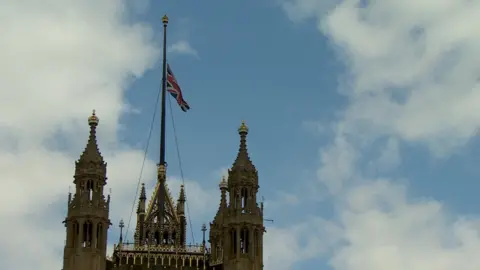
top-left (64, 120), bottom-right (265, 270)
top-left (62, 111), bottom-right (111, 270)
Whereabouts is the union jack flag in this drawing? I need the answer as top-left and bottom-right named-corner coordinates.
top-left (166, 64), bottom-right (190, 112)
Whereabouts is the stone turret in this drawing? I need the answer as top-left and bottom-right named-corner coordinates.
top-left (62, 110), bottom-right (111, 270)
top-left (210, 121), bottom-right (265, 270)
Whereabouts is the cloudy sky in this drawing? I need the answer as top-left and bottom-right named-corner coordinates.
top-left (2, 0), bottom-right (480, 269)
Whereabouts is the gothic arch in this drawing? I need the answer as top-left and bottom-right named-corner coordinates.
top-left (240, 227), bottom-right (249, 254)
top-left (241, 187), bottom-right (248, 213)
top-left (146, 209), bottom-right (175, 224)
top-left (82, 220), bottom-right (93, 247)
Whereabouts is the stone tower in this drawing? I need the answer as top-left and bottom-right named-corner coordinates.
top-left (209, 121), bottom-right (265, 270)
top-left (62, 111), bottom-right (111, 270)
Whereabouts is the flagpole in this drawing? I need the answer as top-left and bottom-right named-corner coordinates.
top-left (158, 14), bottom-right (169, 229)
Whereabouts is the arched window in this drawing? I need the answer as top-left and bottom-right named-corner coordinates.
top-left (154, 231), bottom-right (160, 245)
top-left (241, 188), bottom-right (248, 213)
top-left (171, 231), bottom-right (177, 245)
top-left (145, 230), bottom-right (150, 245)
top-left (86, 180), bottom-right (94, 200)
top-left (70, 221), bottom-right (79, 247)
top-left (83, 221), bottom-right (93, 247)
top-left (163, 231), bottom-right (169, 244)
top-left (240, 228), bottom-right (249, 254)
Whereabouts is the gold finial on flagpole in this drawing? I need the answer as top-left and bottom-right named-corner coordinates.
top-left (162, 14), bottom-right (169, 25)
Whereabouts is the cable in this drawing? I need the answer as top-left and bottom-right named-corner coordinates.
top-left (123, 87), bottom-right (161, 241)
top-left (168, 95), bottom-right (196, 244)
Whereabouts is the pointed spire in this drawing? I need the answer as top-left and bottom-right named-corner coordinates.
top-left (231, 121), bottom-right (255, 172)
top-left (177, 185), bottom-right (186, 216)
top-left (78, 110), bottom-right (104, 164)
top-left (214, 176), bottom-right (228, 222)
top-left (140, 183), bottom-right (146, 200)
top-left (178, 184), bottom-right (186, 202)
top-left (137, 183), bottom-right (147, 214)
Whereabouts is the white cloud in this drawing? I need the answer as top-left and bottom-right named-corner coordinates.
top-left (264, 217), bottom-right (340, 270)
top-left (330, 180), bottom-right (480, 270)
top-left (367, 137), bottom-right (401, 174)
top-left (280, 0), bottom-right (480, 269)
top-left (212, 166), bottom-right (229, 180)
top-left (168, 40), bottom-right (199, 58)
top-left (0, 1), bottom-right (214, 269)
top-left (318, 134), bottom-right (358, 193)
top-left (0, 1), bottom-right (157, 269)
top-left (0, 1), bottom-right (330, 270)
top-left (325, 0), bottom-right (480, 155)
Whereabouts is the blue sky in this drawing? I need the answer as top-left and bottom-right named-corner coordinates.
top-left (115, 0), bottom-right (480, 269)
top-left (114, 2), bottom-right (348, 269)
top-left (122, 1), bottom-right (341, 227)
top-left (3, 1), bottom-right (480, 270)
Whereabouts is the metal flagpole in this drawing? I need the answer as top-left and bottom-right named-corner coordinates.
top-left (157, 14), bottom-right (169, 231)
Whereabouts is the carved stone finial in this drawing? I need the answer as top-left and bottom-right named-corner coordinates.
top-left (77, 110), bottom-right (104, 167)
top-left (232, 121), bottom-right (256, 172)
top-left (219, 176), bottom-right (228, 190)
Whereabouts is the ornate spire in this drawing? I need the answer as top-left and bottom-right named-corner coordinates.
top-left (78, 110), bottom-right (104, 164)
top-left (137, 183), bottom-right (147, 214)
top-left (218, 176), bottom-right (227, 208)
top-left (176, 184), bottom-right (186, 217)
top-left (214, 176), bottom-right (228, 222)
top-left (140, 183), bottom-right (146, 200)
top-left (231, 121), bottom-right (255, 172)
top-left (178, 184), bottom-right (186, 202)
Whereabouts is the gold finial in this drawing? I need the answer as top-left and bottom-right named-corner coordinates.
top-left (238, 120), bottom-right (248, 134)
top-left (162, 15), bottom-right (169, 25)
top-left (88, 109), bottom-right (99, 126)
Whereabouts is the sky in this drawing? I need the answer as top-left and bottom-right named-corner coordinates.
top-left (2, 0), bottom-right (480, 269)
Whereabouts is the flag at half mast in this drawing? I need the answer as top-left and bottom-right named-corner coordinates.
top-left (167, 64), bottom-right (190, 112)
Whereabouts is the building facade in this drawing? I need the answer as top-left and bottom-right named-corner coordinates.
top-left (62, 112), bottom-right (265, 270)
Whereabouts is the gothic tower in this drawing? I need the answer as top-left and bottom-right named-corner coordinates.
top-left (63, 111), bottom-right (111, 270)
top-left (210, 121), bottom-right (265, 270)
